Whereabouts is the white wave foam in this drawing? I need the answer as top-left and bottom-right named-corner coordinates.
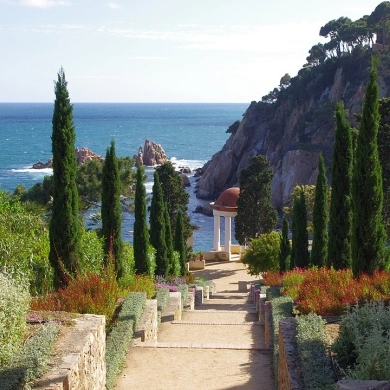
top-left (11, 167), bottom-right (53, 174)
top-left (170, 157), bottom-right (206, 171)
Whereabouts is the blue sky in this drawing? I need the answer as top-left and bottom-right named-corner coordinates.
top-left (0, 0), bottom-right (383, 102)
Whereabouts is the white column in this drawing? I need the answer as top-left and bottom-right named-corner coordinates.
top-left (225, 216), bottom-right (232, 254)
top-left (213, 213), bottom-right (221, 251)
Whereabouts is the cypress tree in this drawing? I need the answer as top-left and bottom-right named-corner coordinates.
top-left (163, 200), bottom-right (174, 274)
top-left (174, 209), bottom-right (187, 276)
top-left (291, 190), bottom-right (309, 268)
top-left (49, 67), bottom-right (82, 287)
top-left (101, 140), bottom-right (123, 279)
top-left (352, 57), bottom-right (386, 277)
top-left (279, 216), bottom-right (290, 272)
top-left (328, 101), bottom-right (353, 269)
top-left (149, 171), bottom-right (169, 276)
top-left (311, 154), bottom-right (328, 267)
top-left (133, 163), bottom-right (149, 274)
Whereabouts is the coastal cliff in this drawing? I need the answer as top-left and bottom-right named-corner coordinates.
top-left (196, 52), bottom-right (390, 209)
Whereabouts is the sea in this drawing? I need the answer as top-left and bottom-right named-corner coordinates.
top-left (0, 103), bottom-right (248, 251)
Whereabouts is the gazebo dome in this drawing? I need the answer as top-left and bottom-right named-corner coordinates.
top-left (212, 187), bottom-right (240, 209)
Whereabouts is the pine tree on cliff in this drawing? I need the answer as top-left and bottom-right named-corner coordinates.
top-left (279, 216), bottom-right (291, 272)
top-left (133, 163), bottom-right (150, 274)
top-left (352, 57), bottom-right (386, 277)
top-left (311, 154), bottom-right (328, 267)
top-left (101, 140), bottom-right (123, 279)
top-left (235, 155), bottom-right (277, 244)
top-left (291, 190), bottom-right (309, 268)
top-left (49, 67), bottom-right (82, 288)
top-left (149, 171), bottom-right (169, 276)
top-left (328, 101), bottom-right (353, 269)
top-left (174, 209), bottom-right (187, 276)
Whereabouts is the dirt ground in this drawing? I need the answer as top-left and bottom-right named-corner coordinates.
top-left (115, 261), bottom-right (275, 390)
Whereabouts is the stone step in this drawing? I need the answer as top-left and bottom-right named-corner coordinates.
top-left (171, 320), bottom-right (263, 326)
top-left (132, 341), bottom-right (270, 350)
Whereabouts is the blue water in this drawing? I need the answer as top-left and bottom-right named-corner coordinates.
top-left (0, 103), bottom-right (247, 250)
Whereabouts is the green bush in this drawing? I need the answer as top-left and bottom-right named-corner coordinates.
top-left (270, 296), bottom-right (293, 384)
top-left (0, 321), bottom-right (59, 390)
top-left (333, 300), bottom-right (390, 380)
top-left (105, 292), bottom-right (146, 390)
top-left (295, 313), bottom-right (334, 390)
top-left (242, 232), bottom-right (281, 275)
top-left (155, 287), bottom-right (170, 324)
top-left (0, 273), bottom-right (30, 366)
top-left (79, 229), bottom-right (104, 275)
top-left (0, 210), bottom-right (52, 295)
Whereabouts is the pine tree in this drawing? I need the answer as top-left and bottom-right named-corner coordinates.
top-left (235, 155), bottom-right (277, 244)
top-left (49, 67), bottom-right (82, 288)
top-left (291, 190), bottom-right (309, 268)
top-left (133, 163), bottom-right (149, 274)
top-left (156, 162), bottom-right (191, 241)
top-left (328, 101), bottom-right (353, 269)
top-left (174, 209), bottom-right (187, 276)
top-left (149, 171), bottom-right (169, 276)
top-left (279, 216), bottom-right (291, 272)
top-left (352, 57), bottom-right (386, 277)
top-left (311, 154), bottom-right (328, 267)
top-left (101, 140), bottom-right (123, 279)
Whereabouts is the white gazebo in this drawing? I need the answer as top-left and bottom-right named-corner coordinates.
top-left (208, 187), bottom-right (241, 261)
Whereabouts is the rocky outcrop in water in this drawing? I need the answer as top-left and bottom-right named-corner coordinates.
top-left (32, 147), bottom-right (104, 169)
top-left (196, 54), bottom-right (390, 209)
top-left (133, 139), bottom-right (168, 166)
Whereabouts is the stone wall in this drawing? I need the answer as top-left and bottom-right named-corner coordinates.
top-left (33, 314), bottom-right (106, 390)
top-left (134, 300), bottom-right (158, 342)
top-left (277, 318), bottom-right (303, 390)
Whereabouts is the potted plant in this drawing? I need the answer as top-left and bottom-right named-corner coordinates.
top-left (198, 251), bottom-right (204, 261)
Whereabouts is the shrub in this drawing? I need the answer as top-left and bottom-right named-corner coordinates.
top-left (106, 292), bottom-right (146, 390)
top-left (242, 232), bottom-right (281, 275)
top-left (155, 287), bottom-right (170, 323)
top-left (79, 229), bottom-right (104, 275)
top-left (0, 209), bottom-right (52, 295)
top-left (122, 274), bottom-right (156, 299)
top-left (270, 296), bottom-right (293, 383)
top-left (31, 272), bottom-right (120, 322)
top-left (332, 300), bottom-right (390, 380)
top-left (295, 313), bottom-right (334, 390)
top-left (0, 272), bottom-right (30, 366)
top-left (0, 321), bottom-right (59, 390)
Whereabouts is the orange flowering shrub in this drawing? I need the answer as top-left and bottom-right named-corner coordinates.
top-left (263, 267), bottom-right (390, 316)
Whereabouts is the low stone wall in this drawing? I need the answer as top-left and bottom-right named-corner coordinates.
top-left (278, 318), bottom-right (303, 390)
top-left (134, 299), bottom-right (158, 342)
top-left (258, 289), bottom-right (390, 390)
top-left (33, 314), bottom-right (106, 390)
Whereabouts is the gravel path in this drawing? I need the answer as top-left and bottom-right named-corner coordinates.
top-left (114, 261), bottom-right (275, 390)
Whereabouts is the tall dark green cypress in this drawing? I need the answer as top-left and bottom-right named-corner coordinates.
top-left (352, 57), bottom-right (386, 277)
top-left (163, 200), bottom-right (174, 274)
top-left (133, 163), bottom-right (149, 274)
top-left (101, 140), bottom-right (123, 279)
top-left (328, 101), bottom-right (353, 269)
top-left (149, 171), bottom-right (169, 276)
top-left (279, 216), bottom-right (290, 272)
top-left (291, 190), bottom-right (309, 268)
top-left (311, 154), bottom-right (328, 267)
top-left (49, 67), bottom-right (82, 288)
top-left (174, 209), bottom-right (187, 276)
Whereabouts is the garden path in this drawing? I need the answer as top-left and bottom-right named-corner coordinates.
top-left (114, 261), bottom-right (274, 390)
